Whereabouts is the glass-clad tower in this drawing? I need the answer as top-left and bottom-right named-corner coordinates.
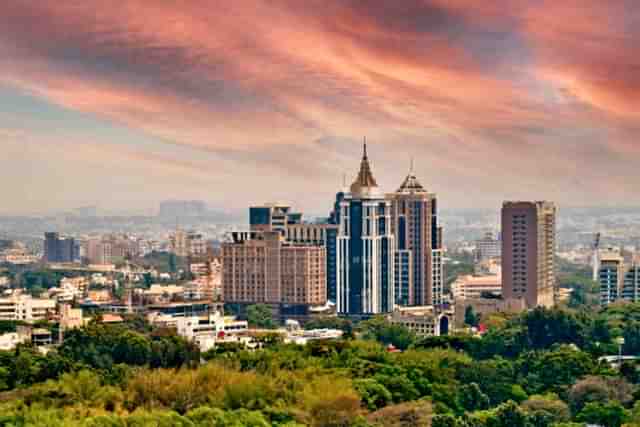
top-left (336, 144), bottom-right (395, 315)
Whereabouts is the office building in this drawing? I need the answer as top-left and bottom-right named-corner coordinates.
top-left (248, 204), bottom-right (338, 303)
top-left (388, 165), bottom-right (443, 306)
top-left (451, 274), bottom-right (502, 300)
top-left (170, 229), bottom-right (206, 258)
top-left (284, 223), bottom-right (339, 303)
top-left (85, 234), bottom-right (140, 265)
top-left (336, 144), bottom-right (395, 315)
top-left (475, 232), bottom-right (501, 262)
top-left (501, 201), bottom-right (556, 309)
top-left (598, 251), bottom-right (640, 305)
top-left (44, 232), bottom-right (76, 263)
top-left (222, 231), bottom-right (326, 307)
top-left (249, 203), bottom-right (302, 234)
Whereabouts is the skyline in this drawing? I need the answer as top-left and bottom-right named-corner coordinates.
top-left (1, 1), bottom-right (639, 215)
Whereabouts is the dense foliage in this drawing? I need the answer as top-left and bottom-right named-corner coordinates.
top-left (4, 305), bottom-right (640, 426)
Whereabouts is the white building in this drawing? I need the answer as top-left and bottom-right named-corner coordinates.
top-left (389, 306), bottom-right (451, 337)
top-left (451, 274), bottom-right (502, 300)
top-left (0, 295), bottom-right (56, 322)
top-left (175, 312), bottom-right (248, 351)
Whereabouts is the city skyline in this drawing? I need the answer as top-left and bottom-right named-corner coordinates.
top-left (2, 1), bottom-right (640, 214)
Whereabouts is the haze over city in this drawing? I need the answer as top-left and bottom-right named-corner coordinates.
top-left (1, 1), bottom-right (639, 215)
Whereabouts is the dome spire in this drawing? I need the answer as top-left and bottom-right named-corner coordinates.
top-left (350, 137), bottom-right (379, 196)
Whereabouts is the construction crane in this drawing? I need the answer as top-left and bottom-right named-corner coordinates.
top-left (592, 232), bottom-right (601, 281)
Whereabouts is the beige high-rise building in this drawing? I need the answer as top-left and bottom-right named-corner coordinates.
top-left (387, 167), bottom-right (443, 307)
top-left (501, 201), bottom-right (556, 309)
top-left (222, 231), bottom-right (326, 306)
top-left (170, 229), bottom-right (206, 258)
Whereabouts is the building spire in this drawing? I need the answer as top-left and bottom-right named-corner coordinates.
top-left (350, 137), bottom-right (378, 195)
top-left (410, 157), bottom-right (414, 175)
top-left (363, 137), bottom-right (368, 160)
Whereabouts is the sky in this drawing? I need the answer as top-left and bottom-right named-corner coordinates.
top-left (1, 1), bottom-right (639, 216)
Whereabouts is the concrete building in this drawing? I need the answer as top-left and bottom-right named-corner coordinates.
top-left (451, 274), bottom-right (502, 300)
top-left (389, 306), bottom-right (451, 337)
top-left (475, 232), bottom-right (501, 262)
top-left (170, 229), bottom-right (206, 258)
top-left (501, 201), bottom-right (556, 309)
top-left (0, 295), bottom-right (56, 322)
top-left (86, 235), bottom-right (139, 265)
top-left (285, 223), bottom-right (339, 304)
top-left (175, 312), bottom-right (248, 351)
top-left (388, 165), bottom-right (443, 307)
top-left (250, 203), bottom-right (302, 234)
top-left (336, 143), bottom-right (395, 315)
top-left (598, 251), bottom-right (640, 306)
top-left (44, 232), bottom-right (76, 263)
top-left (0, 247), bottom-right (39, 265)
top-left (222, 231), bottom-right (327, 307)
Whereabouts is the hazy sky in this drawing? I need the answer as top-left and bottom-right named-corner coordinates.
top-left (1, 1), bottom-right (639, 216)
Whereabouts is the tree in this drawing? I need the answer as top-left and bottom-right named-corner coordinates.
top-left (623, 321), bottom-right (640, 355)
top-left (517, 346), bottom-right (595, 395)
top-left (568, 375), bottom-right (633, 414)
top-left (520, 394), bottom-right (570, 427)
top-left (247, 304), bottom-right (275, 329)
top-left (359, 316), bottom-right (416, 350)
top-left (493, 400), bottom-right (529, 427)
top-left (353, 378), bottom-right (392, 410)
top-left (457, 382), bottom-right (490, 412)
top-left (576, 402), bottom-right (629, 427)
top-left (464, 306), bottom-right (480, 328)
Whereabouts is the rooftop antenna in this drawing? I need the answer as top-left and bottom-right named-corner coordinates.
top-left (342, 172), bottom-right (347, 188)
top-left (410, 157), bottom-right (414, 175)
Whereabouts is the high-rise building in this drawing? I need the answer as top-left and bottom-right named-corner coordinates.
top-left (599, 251), bottom-right (624, 305)
top-left (284, 223), bottom-right (339, 303)
top-left (222, 231), bottom-right (326, 307)
top-left (170, 229), bottom-right (206, 258)
top-left (249, 203), bottom-right (302, 234)
top-left (44, 232), bottom-right (76, 263)
top-left (501, 201), bottom-right (556, 309)
top-left (387, 166), bottom-right (443, 306)
top-left (85, 235), bottom-right (140, 265)
top-left (475, 232), bottom-right (501, 262)
top-left (336, 144), bottom-right (395, 315)
top-left (598, 251), bottom-right (640, 306)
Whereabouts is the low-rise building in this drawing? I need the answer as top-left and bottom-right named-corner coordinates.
top-left (176, 312), bottom-right (248, 351)
top-left (388, 306), bottom-right (451, 337)
top-left (0, 332), bottom-right (28, 350)
top-left (17, 325), bottom-right (53, 346)
top-left (451, 274), bottom-right (502, 300)
top-left (0, 295), bottom-right (56, 322)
